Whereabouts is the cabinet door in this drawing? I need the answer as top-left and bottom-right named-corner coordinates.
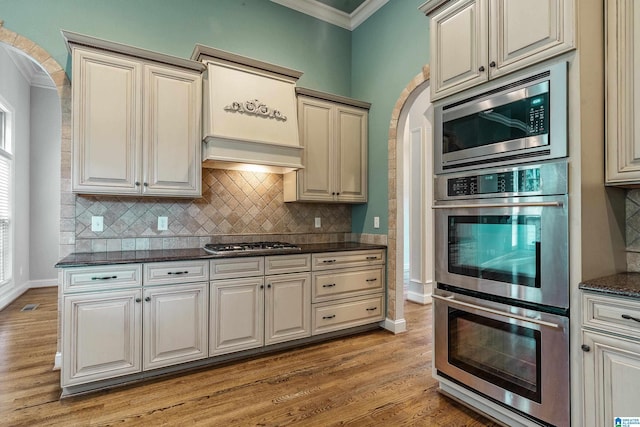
top-left (210, 278), bottom-right (264, 356)
top-left (62, 289), bottom-right (142, 386)
top-left (265, 272), bottom-right (311, 345)
top-left (489, 0), bottom-right (574, 79)
top-left (430, 0), bottom-right (488, 100)
top-left (336, 105), bottom-right (367, 203)
top-left (143, 65), bottom-right (202, 197)
top-left (606, 0), bottom-right (640, 184)
top-left (583, 331), bottom-right (640, 426)
top-left (72, 48), bottom-right (142, 194)
top-left (296, 97), bottom-right (334, 201)
top-left (143, 283), bottom-right (208, 370)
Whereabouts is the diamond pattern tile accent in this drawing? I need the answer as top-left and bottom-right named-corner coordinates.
top-left (74, 169), bottom-right (352, 251)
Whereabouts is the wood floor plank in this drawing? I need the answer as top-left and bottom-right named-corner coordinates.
top-left (1, 287), bottom-right (501, 426)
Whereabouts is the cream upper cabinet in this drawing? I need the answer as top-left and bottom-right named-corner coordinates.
top-left (605, 0), bottom-right (640, 185)
top-left (284, 89), bottom-right (370, 203)
top-left (423, 0), bottom-right (574, 100)
top-left (65, 31), bottom-right (203, 197)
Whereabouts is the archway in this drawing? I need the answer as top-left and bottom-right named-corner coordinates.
top-left (385, 65), bottom-right (430, 332)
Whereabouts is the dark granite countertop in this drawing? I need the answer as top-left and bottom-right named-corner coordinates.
top-left (579, 273), bottom-right (640, 299)
top-left (55, 242), bottom-right (387, 268)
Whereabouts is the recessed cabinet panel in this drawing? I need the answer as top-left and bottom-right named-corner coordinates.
top-left (606, 0), bottom-right (640, 184)
top-left (431, 0), bottom-right (488, 99)
top-left (144, 65), bottom-right (201, 196)
top-left (72, 49), bottom-right (141, 193)
top-left (210, 277), bottom-right (265, 356)
top-left (265, 272), bottom-right (311, 345)
top-left (143, 283), bottom-right (208, 370)
top-left (299, 100), bottom-right (333, 200)
top-left (62, 290), bottom-right (142, 386)
top-left (337, 106), bottom-right (367, 202)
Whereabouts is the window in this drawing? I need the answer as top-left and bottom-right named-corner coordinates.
top-left (0, 105), bottom-right (12, 287)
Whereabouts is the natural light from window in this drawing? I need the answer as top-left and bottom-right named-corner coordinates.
top-left (0, 100), bottom-right (13, 288)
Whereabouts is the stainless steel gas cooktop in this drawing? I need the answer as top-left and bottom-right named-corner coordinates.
top-left (203, 241), bottom-right (301, 255)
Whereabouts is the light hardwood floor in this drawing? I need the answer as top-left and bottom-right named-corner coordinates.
top-left (0, 287), bottom-right (499, 426)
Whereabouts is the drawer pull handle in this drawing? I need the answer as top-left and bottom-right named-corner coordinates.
top-left (366, 278), bottom-right (378, 282)
top-left (366, 256), bottom-right (378, 260)
top-left (322, 284), bottom-right (336, 288)
top-left (92, 275), bottom-right (117, 281)
top-left (168, 271), bottom-right (189, 275)
top-left (322, 315), bottom-right (336, 320)
top-left (323, 259), bottom-right (337, 264)
top-left (366, 307), bottom-right (378, 311)
top-left (622, 314), bottom-right (640, 323)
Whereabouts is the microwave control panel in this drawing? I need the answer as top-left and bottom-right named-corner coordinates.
top-left (447, 168), bottom-right (541, 197)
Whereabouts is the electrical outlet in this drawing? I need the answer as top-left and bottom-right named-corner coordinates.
top-left (91, 216), bottom-right (104, 232)
top-left (158, 216), bottom-right (168, 231)
top-left (314, 217), bottom-right (321, 228)
top-left (374, 216), bottom-right (380, 229)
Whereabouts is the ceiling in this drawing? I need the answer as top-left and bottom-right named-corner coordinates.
top-left (2, 45), bottom-right (55, 89)
top-left (270, 0), bottom-right (388, 30)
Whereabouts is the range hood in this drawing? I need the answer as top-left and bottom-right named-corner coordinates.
top-left (192, 45), bottom-right (304, 174)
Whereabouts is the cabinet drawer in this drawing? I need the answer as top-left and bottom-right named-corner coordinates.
top-left (312, 250), bottom-right (385, 271)
top-left (62, 264), bottom-right (142, 293)
top-left (583, 292), bottom-right (640, 340)
top-left (210, 257), bottom-right (264, 280)
top-left (265, 254), bottom-right (311, 275)
top-left (312, 267), bottom-right (384, 303)
top-left (312, 294), bottom-right (384, 335)
top-left (144, 260), bottom-right (209, 286)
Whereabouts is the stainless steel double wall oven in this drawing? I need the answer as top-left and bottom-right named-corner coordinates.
top-left (432, 62), bottom-right (570, 427)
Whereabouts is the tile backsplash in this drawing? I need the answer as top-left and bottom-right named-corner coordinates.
top-left (72, 168), bottom-right (352, 252)
top-left (626, 189), bottom-right (640, 271)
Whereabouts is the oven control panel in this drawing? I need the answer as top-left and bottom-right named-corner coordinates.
top-left (447, 168), bottom-right (541, 197)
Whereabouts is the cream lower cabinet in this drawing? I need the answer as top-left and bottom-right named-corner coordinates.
top-left (284, 89), bottom-right (369, 203)
top-left (62, 288), bottom-right (142, 387)
top-left (311, 250), bottom-right (385, 335)
top-left (62, 261), bottom-right (209, 387)
top-left (422, 0), bottom-right (574, 100)
top-left (605, 0), bottom-right (640, 184)
top-left (209, 255), bottom-right (312, 356)
top-left (65, 31), bottom-right (203, 197)
top-left (582, 292), bottom-right (640, 425)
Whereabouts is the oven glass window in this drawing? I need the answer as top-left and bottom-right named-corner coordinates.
top-left (448, 215), bottom-right (541, 287)
top-left (448, 309), bottom-right (542, 403)
top-left (443, 92), bottom-right (549, 155)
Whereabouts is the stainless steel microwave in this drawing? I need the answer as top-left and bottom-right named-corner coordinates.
top-left (434, 61), bottom-right (568, 174)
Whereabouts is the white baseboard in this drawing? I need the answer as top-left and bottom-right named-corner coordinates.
top-left (54, 352), bottom-right (62, 370)
top-left (406, 291), bottom-right (432, 305)
top-left (0, 278), bottom-right (58, 311)
top-left (382, 317), bottom-right (407, 334)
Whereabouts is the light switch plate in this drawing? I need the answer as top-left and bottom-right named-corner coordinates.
top-left (374, 216), bottom-right (380, 229)
top-left (91, 216), bottom-right (104, 232)
top-left (314, 217), bottom-right (321, 228)
top-left (158, 216), bottom-right (168, 231)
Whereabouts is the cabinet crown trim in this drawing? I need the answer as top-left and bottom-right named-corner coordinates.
top-left (296, 87), bottom-right (371, 109)
top-left (61, 30), bottom-right (205, 72)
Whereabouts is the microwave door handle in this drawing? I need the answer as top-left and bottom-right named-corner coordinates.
top-left (432, 201), bottom-right (564, 209)
top-left (431, 294), bottom-right (561, 329)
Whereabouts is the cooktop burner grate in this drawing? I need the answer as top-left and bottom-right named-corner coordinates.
top-left (203, 241), bottom-right (301, 254)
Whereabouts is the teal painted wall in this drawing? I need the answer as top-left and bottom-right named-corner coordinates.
top-left (0, 0), bottom-right (352, 95)
top-left (351, 0), bottom-right (429, 234)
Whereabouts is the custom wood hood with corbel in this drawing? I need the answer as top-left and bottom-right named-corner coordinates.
top-left (191, 45), bottom-right (304, 174)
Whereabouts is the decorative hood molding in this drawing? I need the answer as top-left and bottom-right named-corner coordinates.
top-left (192, 45), bottom-right (304, 174)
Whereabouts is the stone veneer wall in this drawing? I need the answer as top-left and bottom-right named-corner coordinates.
top-left (72, 168), bottom-right (353, 253)
top-left (625, 190), bottom-right (640, 270)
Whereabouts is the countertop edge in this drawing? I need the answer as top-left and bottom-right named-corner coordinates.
top-left (579, 272), bottom-right (640, 300)
top-left (55, 242), bottom-right (388, 268)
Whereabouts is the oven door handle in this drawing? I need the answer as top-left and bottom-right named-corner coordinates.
top-left (432, 294), bottom-right (561, 329)
top-left (432, 201), bottom-right (563, 209)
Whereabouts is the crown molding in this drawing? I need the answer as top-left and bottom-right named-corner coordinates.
top-left (270, 0), bottom-right (389, 31)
